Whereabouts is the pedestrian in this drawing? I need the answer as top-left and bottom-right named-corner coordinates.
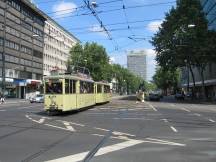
top-left (0, 93), bottom-right (5, 104)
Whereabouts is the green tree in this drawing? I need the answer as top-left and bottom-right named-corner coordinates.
top-left (68, 42), bottom-right (110, 81)
top-left (153, 67), bottom-right (180, 95)
top-left (68, 42), bottom-right (145, 94)
top-left (151, 0), bottom-right (216, 99)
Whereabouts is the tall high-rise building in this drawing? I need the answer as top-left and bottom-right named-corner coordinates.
top-left (127, 50), bottom-right (147, 81)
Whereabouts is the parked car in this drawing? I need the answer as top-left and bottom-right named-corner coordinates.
top-left (175, 92), bottom-right (185, 100)
top-left (30, 94), bottom-right (44, 103)
top-left (149, 92), bottom-right (160, 101)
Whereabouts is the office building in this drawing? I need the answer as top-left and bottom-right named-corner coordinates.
top-left (43, 18), bottom-right (79, 76)
top-left (0, 0), bottom-right (79, 99)
top-left (127, 50), bottom-right (147, 81)
top-left (0, 0), bottom-right (46, 98)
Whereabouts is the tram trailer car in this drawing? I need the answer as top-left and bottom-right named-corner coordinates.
top-left (44, 75), bottom-right (111, 113)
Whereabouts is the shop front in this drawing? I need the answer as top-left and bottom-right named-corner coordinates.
top-left (14, 79), bottom-right (27, 99)
top-left (0, 78), bottom-right (15, 98)
top-left (25, 79), bottom-right (42, 99)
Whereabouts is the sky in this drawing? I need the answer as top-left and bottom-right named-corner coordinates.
top-left (33, 0), bottom-right (176, 81)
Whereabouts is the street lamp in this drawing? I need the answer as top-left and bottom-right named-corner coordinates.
top-left (188, 24), bottom-right (195, 28)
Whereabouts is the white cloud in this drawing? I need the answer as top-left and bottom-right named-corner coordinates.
top-left (145, 49), bottom-right (156, 56)
top-left (109, 57), bottom-right (115, 64)
top-left (147, 21), bottom-right (163, 32)
top-left (88, 25), bottom-right (107, 37)
top-left (53, 1), bottom-right (77, 17)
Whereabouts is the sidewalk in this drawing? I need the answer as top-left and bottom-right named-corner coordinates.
top-left (162, 95), bottom-right (216, 105)
top-left (1, 98), bottom-right (29, 104)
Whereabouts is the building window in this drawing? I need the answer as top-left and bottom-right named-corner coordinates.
top-left (6, 26), bottom-right (20, 37)
top-left (21, 45), bottom-right (32, 55)
top-left (33, 27), bottom-right (43, 37)
top-left (21, 8), bottom-right (33, 20)
top-left (6, 12), bottom-right (20, 24)
top-left (33, 50), bottom-right (43, 58)
top-left (5, 40), bottom-right (20, 50)
top-left (22, 21), bottom-right (32, 31)
top-left (0, 8), bottom-right (4, 16)
top-left (0, 37), bottom-right (3, 46)
top-left (7, 0), bottom-right (20, 11)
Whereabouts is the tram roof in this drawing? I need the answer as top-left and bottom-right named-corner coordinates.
top-left (44, 74), bottom-right (94, 82)
top-left (44, 74), bottom-right (110, 86)
top-left (95, 82), bottom-right (110, 86)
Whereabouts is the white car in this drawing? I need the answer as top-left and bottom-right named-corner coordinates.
top-left (30, 94), bottom-right (44, 103)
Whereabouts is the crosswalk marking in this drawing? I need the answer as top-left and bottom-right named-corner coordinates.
top-left (45, 138), bottom-right (185, 162)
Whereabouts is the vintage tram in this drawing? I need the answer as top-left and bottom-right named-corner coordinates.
top-left (44, 73), bottom-right (111, 113)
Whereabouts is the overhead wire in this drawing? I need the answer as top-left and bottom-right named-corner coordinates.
top-left (66, 18), bottom-right (163, 31)
top-left (121, 0), bottom-right (136, 39)
top-left (44, 1), bottom-right (176, 19)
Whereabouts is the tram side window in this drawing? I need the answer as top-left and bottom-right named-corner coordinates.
top-left (70, 80), bottom-right (76, 93)
top-left (104, 85), bottom-right (110, 93)
top-left (88, 83), bottom-right (94, 93)
top-left (97, 85), bottom-right (102, 93)
top-left (45, 80), bottom-right (62, 94)
top-left (80, 81), bottom-right (94, 94)
top-left (65, 79), bottom-right (69, 94)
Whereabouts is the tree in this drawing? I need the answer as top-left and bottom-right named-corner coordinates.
top-left (68, 42), bottom-right (110, 81)
top-left (151, 0), bottom-right (216, 99)
top-left (68, 42), bottom-right (145, 94)
top-left (153, 67), bottom-right (181, 95)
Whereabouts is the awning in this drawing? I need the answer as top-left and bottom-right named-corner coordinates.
top-left (26, 79), bottom-right (42, 85)
top-left (14, 79), bottom-right (26, 86)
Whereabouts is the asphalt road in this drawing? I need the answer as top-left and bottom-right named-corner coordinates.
top-left (0, 96), bottom-right (216, 162)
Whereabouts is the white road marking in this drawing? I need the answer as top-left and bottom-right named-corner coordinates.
top-left (63, 122), bottom-right (76, 132)
top-left (194, 113), bottom-right (201, 117)
top-left (113, 117), bottom-right (151, 120)
top-left (209, 119), bottom-right (215, 123)
top-left (45, 138), bottom-right (185, 162)
top-left (57, 120), bottom-right (85, 127)
top-left (94, 127), bottom-right (110, 132)
top-left (0, 109), bottom-right (6, 111)
top-left (45, 124), bottom-right (75, 132)
top-left (161, 119), bottom-right (169, 123)
top-left (146, 103), bottom-right (158, 111)
top-left (113, 131), bottom-right (136, 137)
top-left (170, 126), bottom-right (178, 133)
top-left (92, 134), bottom-right (105, 137)
top-left (181, 108), bottom-right (191, 112)
top-left (146, 138), bottom-right (185, 146)
top-left (25, 115), bottom-right (45, 124)
top-left (38, 118), bottom-right (45, 124)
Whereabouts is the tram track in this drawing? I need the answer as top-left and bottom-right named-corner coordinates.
top-left (21, 132), bottom-right (73, 162)
top-left (82, 104), bottom-right (130, 162)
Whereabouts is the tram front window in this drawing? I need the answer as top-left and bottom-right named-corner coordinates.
top-left (45, 80), bottom-right (62, 94)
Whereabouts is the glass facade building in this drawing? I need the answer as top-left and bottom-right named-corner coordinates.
top-left (200, 0), bottom-right (216, 30)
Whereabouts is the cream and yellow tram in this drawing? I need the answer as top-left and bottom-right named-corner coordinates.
top-left (44, 74), bottom-right (111, 113)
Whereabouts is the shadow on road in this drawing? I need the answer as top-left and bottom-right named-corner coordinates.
top-left (158, 95), bottom-right (216, 105)
top-left (35, 105), bottom-right (96, 117)
top-left (119, 95), bottom-right (136, 101)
